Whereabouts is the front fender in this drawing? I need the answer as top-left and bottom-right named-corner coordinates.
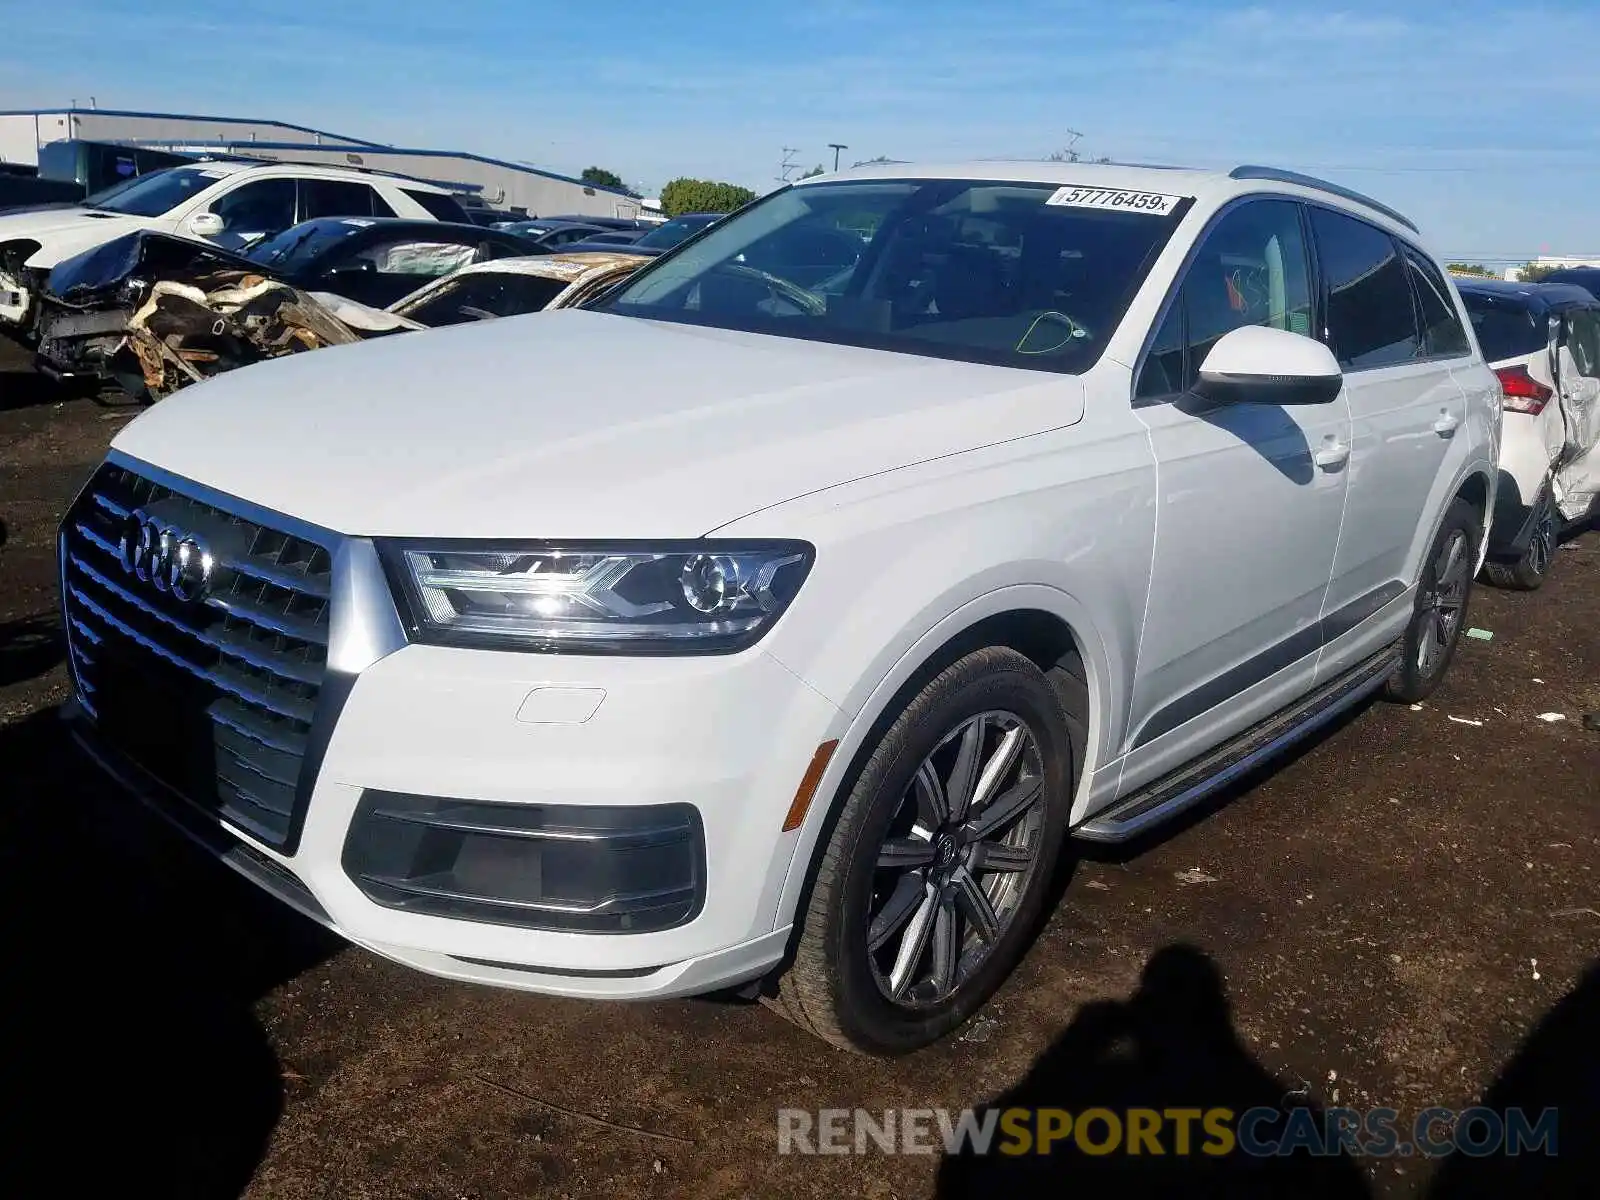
top-left (762, 581), bottom-right (1123, 934)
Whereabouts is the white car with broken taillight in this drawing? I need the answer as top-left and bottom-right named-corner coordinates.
top-left (1454, 276), bottom-right (1600, 588)
top-left (61, 162), bottom-right (1499, 1056)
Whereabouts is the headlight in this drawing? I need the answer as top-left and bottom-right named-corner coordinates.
top-left (379, 540), bottom-right (814, 654)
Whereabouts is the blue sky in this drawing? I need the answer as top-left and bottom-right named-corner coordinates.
top-left (3, 0), bottom-right (1598, 262)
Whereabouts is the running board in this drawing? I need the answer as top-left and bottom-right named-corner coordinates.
top-left (1073, 644), bottom-right (1400, 844)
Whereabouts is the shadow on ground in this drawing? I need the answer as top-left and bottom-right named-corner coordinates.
top-left (1426, 958), bottom-right (1599, 1199)
top-left (0, 610), bottom-right (63, 688)
top-left (936, 943), bottom-right (1372, 1199)
top-left (0, 708), bottom-right (341, 1198)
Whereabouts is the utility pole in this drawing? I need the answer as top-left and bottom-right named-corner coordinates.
top-left (829, 143), bottom-right (848, 172)
top-left (777, 147), bottom-right (800, 184)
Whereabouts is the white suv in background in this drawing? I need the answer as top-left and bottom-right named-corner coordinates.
top-left (59, 162), bottom-right (1499, 1055)
top-left (1454, 276), bottom-right (1600, 587)
top-left (0, 160), bottom-right (468, 337)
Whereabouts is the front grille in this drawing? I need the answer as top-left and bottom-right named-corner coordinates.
top-left (60, 461), bottom-right (334, 850)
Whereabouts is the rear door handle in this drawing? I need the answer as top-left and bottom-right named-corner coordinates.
top-left (1434, 412), bottom-right (1460, 437)
top-left (1314, 441), bottom-right (1350, 470)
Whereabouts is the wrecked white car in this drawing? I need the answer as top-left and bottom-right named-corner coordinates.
top-left (33, 224), bottom-right (643, 401)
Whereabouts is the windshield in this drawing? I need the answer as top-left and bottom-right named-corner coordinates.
top-left (83, 166), bottom-right (227, 217)
top-left (247, 219), bottom-right (369, 271)
top-left (600, 179), bottom-right (1184, 372)
top-left (636, 214), bottom-right (717, 251)
top-left (1461, 293), bottom-right (1547, 363)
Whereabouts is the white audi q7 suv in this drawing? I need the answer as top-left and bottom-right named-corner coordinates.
top-left (59, 162), bottom-right (1500, 1054)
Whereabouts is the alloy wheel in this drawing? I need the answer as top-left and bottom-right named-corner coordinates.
top-left (1417, 529), bottom-right (1470, 675)
top-left (1527, 505), bottom-right (1556, 578)
top-left (865, 711), bottom-right (1047, 1008)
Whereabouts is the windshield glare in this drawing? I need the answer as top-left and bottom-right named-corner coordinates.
top-left (600, 179), bottom-right (1182, 372)
top-left (83, 166), bottom-right (225, 217)
top-left (636, 214), bottom-right (716, 250)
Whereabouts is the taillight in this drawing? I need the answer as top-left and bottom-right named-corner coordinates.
top-left (1495, 365), bottom-right (1553, 414)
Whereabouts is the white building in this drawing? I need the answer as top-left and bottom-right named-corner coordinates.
top-left (1506, 255), bottom-right (1600, 281)
top-left (0, 107), bottom-right (639, 219)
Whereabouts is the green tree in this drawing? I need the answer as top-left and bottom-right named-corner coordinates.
top-left (658, 178), bottom-right (758, 217)
top-left (581, 166), bottom-right (625, 189)
top-left (1517, 261), bottom-right (1559, 282)
top-left (1446, 263), bottom-right (1494, 278)
top-left (800, 164), bottom-right (825, 179)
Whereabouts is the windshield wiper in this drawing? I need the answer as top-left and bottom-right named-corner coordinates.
top-left (254, 226), bottom-right (316, 266)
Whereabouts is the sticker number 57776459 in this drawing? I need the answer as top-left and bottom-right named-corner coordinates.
top-left (1045, 186), bottom-right (1184, 215)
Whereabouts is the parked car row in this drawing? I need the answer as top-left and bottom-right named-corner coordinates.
top-left (42, 159), bottom-right (1598, 1059)
top-left (34, 220), bottom-right (645, 399)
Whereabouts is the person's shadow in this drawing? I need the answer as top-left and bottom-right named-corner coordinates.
top-left (1426, 958), bottom-right (1599, 1198)
top-left (937, 943), bottom-right (1371, 1199)
top-left (0, 708), bottom-right (341, 1197)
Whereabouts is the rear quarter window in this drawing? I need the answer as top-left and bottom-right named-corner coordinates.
top-left (402, 189), bottom-right (471, 223)
top-left (1461, 294), bottom-right (1546, 363)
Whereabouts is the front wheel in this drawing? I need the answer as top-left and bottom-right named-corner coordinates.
top-left (771, 647), bottom-right (1075, 1055)
top-left (1386, 497), bottom-right (1480, 703)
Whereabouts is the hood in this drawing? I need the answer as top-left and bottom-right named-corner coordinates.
top-left (45, 231), bottom-right (265, 306)
top-left (0, 207), bottom-right (155, 268)
top-left (111, 309), bottom-right (1085, 539)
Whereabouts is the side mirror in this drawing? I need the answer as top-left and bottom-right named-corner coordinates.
top-left (186, 211), bottom-right (225, 239)
top-left (1194, 325), bottom-right (1344, 405)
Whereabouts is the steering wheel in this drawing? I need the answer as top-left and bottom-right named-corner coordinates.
top-left (718, 262), bottom-right (827, 317)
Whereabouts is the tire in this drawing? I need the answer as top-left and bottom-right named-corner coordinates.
top-left (771, 646), bottom-right (1075, 1055)
top-left (1480, 489), bottom-right (1556, 591)
top-left (1386, 497), bottom-right (1481, 703)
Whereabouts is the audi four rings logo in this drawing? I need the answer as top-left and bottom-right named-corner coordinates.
top-left (118, 509), bottom-right (214, 602)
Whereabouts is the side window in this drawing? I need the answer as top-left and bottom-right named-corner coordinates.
top-left (1309, 208), bottom-right (1419, 369)
top-left (1134, 199), bottom-right (1312, 399)
top-left (1403, 245), bottom-right (1471, 358)
top-left (401, 188), bottom-right (470, 222)
top-left (347, 238), bottom-right (480, 278)
top-left (1135, 300), bottom-right (1185, 399)
top-left (208, 178), bottom-right (297, 235)
top-left (1566, 309), bottom-right (1600, 379)
top-left (300, 178), bottom-right (377, 220)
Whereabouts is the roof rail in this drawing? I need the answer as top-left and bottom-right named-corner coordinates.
top-left (1229, 165), bottom-right (1419, 234)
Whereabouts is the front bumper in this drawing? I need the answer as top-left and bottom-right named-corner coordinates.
top-left (64, 509), bottom-right (844, 997)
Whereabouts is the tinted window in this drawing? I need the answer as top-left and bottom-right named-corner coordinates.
top-left (247, 219), bottom-right (369, 271)
top-left (1460, 293), bottom-right (1546, 363)
top-left (1136, 299), bottom-right (1186, 399)
top-left (602, 179), bottom-right (1183, 373)
top-left (209, 178), bottom-right (297, 236)
top-left (301, 178), bottom-right (377, 219)
top-left (1134, 199), bottom-right (1312, 398)
top-left (1403, 246), bottom-right (1470, 358)
top-left (398, 272), bottom-right (569, 326)
top-left (1310, 208), bottom-right (1419, 369)
top-left (401, 188), bottom-right (470, 222)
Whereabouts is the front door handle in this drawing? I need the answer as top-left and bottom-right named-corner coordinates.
top-left (1434, 411), bottom-right (1460, 437)
top-left (1314, 441), bottom-right (1351, 470)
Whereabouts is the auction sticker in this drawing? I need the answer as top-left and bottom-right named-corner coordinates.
top-left (1045, 186), bottom-right (1184, 215)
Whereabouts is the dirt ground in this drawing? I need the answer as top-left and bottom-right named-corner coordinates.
top-left (2, 351), bottom-right (1596, 1199)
